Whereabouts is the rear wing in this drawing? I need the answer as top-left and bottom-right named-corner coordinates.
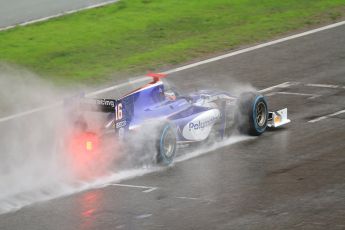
top-left (77, 98), bottom-right (117, 113)
top-left (65, 72), bottom-right (166, 134)
top-left (64, 95), bottom-right (117, 113)
top-left (65, 96), bottom-right (131, 136)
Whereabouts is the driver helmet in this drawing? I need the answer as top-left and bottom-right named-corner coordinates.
top-left (164, 90), bottom-right (177, 100)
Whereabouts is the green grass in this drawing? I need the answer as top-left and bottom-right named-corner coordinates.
top-left (0, 0), bottom-right (344, 85)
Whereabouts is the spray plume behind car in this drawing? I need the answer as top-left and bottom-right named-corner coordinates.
top-left (0, 65), bottom-right (289, 215)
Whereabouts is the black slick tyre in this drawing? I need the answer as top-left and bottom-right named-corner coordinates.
top-left (236, 92), bottom-right (268, 136)
top-left (156, 123), bottom-right (177, 165)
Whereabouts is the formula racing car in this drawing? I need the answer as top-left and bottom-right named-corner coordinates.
top-left (66, 73), bottom-right (290, 166)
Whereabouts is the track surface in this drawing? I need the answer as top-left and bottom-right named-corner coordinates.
top-left (0, 0), bottom-right (115, 29)
top-left (0, 24), bottom-right (345, 229)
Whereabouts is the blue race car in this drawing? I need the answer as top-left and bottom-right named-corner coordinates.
top-left (69, 73), bottom-right (290, 165)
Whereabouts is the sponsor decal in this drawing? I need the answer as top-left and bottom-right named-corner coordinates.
top-left (182, 109), bottom-right (221, 141)
top-left (116, 120), bottom-right (127, 129)
top-left (96, 99), bottom-right (115, 108)
top-left (188, 114), bottom-right (220, 131)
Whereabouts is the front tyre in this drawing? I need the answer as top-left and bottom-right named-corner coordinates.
top-left (236, 92), bottom-right (268, 136)
top-left (156, 124), bottom-right (177, 165)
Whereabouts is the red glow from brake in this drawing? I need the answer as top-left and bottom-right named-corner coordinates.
top-left (67, 132), bottom-right (102, 178)
top-left (69, 132), bottom-right (100, 155)
top-left (66, 130), bottom-right (121, 179)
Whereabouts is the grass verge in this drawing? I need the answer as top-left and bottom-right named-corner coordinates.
top-left (0, 0), bottom-right (344, 85)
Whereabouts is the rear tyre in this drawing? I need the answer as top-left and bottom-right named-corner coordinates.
top-left (236, 92), bottom-right (268, 136)
top-left (156, 123), bottom-right (177, 165)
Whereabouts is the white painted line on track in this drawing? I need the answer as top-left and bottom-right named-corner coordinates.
top-left (0, 78), bottom-right (148, 123)
top-left (258, 82), bottom-right (296, 93)
top-left (108, 183), bottom-right (157, 193)
top-left (0, 81), bottom-right (320, 123)
top-left (175, 196), bottom-right (215, 202)
top-left (175, 196), bottom-right (202, 201)
top-left (265, 91), bottom-right (321, 99)
top-left (0, 102), bottom-right (62, 123)
top-left (86, 77), bottom-right (148, 97)
top-left (305, 83), bottom-right (339, 89)
top-left (308, 109), bottom-right (345, 123)
top-left (142, 187), bottom-right (158, 193)
top-left (1, 20), bottom-right (345, 122)
top-left (135, 214), bottom-right (152, 219)
top-left (163, 20), bottom-right (345, 74)
top-left (0, 0), bottom-right (119, 32)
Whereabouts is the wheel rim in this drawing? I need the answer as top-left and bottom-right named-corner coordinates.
top-left (256, 101), bottom-right (267, 127)
top-left (162, 128), bottom-right (175, 158)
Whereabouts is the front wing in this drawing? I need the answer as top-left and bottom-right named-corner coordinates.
top-left (267, 108), bottom-right (291, 128)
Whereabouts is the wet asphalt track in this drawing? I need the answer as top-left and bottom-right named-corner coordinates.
top-left (0, 24), bottom-right (345, 229)
top-left (0, 0), bottom-right (116, 29)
